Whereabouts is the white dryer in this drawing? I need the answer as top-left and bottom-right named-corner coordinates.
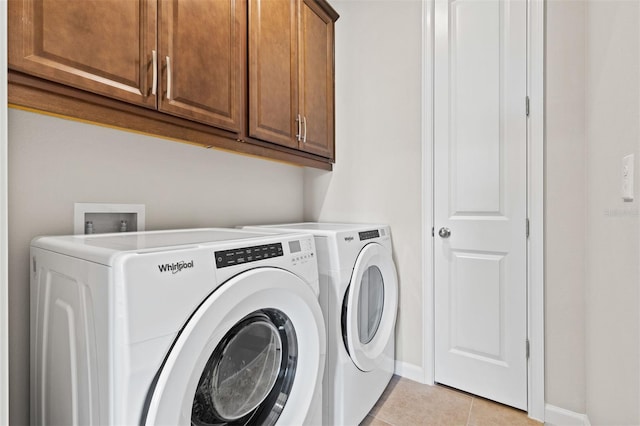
top-left (242, 223), bottom-right (398, 426)
top-left (30, 228), bottom-right (325, 425)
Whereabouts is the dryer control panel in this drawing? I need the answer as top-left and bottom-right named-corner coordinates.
top-left (359, 229), bottom-right (381, 241)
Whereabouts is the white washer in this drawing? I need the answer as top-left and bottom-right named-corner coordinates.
top-left (242, 223), bottom-right (398, 426)
top-left (30, 228), bottom-right (325, 426)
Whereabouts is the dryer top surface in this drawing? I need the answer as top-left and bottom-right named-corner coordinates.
top-left (243, 222), bottom-right (389, 236)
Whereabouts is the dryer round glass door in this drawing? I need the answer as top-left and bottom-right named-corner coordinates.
top-left (342, 243), bottom-right (398, 372)
top-left (142, 268), bottom-right (325, 426)
top-left (357, 265), bottom-right (385, 345)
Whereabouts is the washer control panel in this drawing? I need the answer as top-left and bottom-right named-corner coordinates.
top-left (215, 243), bottom-right (283, 268)
top-left (214, 237), bottom-right (316, 269)
top-left (289, 237), bottom-right (315, 265)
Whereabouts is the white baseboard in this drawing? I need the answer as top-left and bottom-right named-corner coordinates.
top-left (545, 404), bottom-right (591, 426)
top-left (394, 360), bottom-right (427, 384)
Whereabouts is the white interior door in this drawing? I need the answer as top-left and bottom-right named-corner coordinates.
top-left (434, 0), bottom-right (527, 410)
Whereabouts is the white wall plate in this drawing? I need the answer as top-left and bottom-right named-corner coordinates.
top-left (74, 203), bottom-right (146, 235)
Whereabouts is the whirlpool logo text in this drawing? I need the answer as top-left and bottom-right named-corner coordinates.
top-left (158, 260), bottom-right (194, 274)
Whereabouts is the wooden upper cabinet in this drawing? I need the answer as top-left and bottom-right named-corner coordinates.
top-left (299, 0), bottom-right (336, 158)
top-left (8, 0), bottom-right (338, 166)
top-left (9, 0), bottom-right (245, 132)
top-left (248, 0), bottom-right (298, 149)
top-left (8, 0), bottom-right (157, 108)
top-left (249, 0), bottom-right (338, 158)
top-left (159, 0), bottom-right (245, 132)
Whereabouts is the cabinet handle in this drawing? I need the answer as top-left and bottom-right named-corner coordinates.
top-left (296, 114), bottom-right (302, 142)
top-left (302, 116), bottom-right (307, 143)
top-left (166, 56), bottom-right (172, 101)
top-left (151, 50), bottom-right (158, 96)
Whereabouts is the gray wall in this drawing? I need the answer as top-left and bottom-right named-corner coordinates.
top-left (546, 1), bottom-right (640, 422)
top-left (585, 1), bottom-right (640, 423)
top-left (304, 0), bottom-right (424, 368)
top-left (8, 109), bottom-right (304, 425)
top-left (545, 0), bottom-right (587, 414)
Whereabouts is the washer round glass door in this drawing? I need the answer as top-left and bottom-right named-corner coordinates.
top-left (191, 311), bottom-right (293, 425)
top-left (142, 268), bottom-right (325, 426)
top-left (343, 243), bottom-right (398, 372)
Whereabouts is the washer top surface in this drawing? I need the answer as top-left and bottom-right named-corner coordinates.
top-left (80, 229), bottom-right (266, 250)
top-left (31, 228), bottom-right (293, 265)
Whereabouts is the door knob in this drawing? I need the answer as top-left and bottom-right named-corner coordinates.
top-left (438, 227), bottom-right (451, 238)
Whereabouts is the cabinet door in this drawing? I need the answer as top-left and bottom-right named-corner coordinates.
top-left (298, 0), bottom-right (335, 158)
top-left (248, 0), bottom-right (299, 149)
top-left (159, 0), bottom-right (245, 132)
top-left (8, 0), bottom-right (157, 108)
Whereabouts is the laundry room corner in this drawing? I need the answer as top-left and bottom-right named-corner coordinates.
top-left (303, 0), bottom-right (425, 380)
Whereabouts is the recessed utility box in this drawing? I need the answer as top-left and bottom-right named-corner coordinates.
top-left (74, 203), bottom-right (146, 235)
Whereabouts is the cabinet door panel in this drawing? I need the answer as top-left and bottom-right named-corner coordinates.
top-left (9, 0), bottom-right (156, 108)
top-left (299, 0), bottom-right (334, 158)
top-left (248, 0), bottom-right (298, 148)
top-left (159, 0), bottom-right (244, 132)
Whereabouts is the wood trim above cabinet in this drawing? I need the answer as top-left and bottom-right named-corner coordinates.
top-left (311, 0), bottom-right (339, 21)
top-left (8, 71), bottom-right (332, 170)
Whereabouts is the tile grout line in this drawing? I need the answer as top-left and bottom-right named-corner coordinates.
top-left (466, 397), bottom-right (475, 426)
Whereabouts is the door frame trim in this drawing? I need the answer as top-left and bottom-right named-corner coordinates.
top-left (420, 0), bottom-right (545, 421)
top-left (525, 0), bottom-right (545, 420)
top-left (420, 0), bottom-right (435, 389)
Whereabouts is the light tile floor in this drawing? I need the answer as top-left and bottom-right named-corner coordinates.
top-left (361, 376), bottom-right (542, 426)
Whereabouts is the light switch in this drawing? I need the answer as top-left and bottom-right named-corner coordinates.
top-left (622, 154), bottom-right (634, 201)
